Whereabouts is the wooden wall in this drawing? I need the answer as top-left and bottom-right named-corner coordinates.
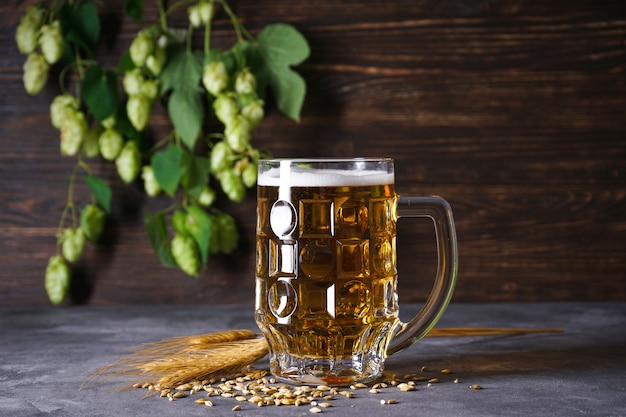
top-left (1, 0), bottom-right (625, 305)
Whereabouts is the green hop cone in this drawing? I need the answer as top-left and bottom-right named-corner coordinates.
top-left (141, 79), bottom-right (159, 101)
top-left (60, 110), bottom-right (87, 156)
top-left (98, 128), bottom-right (124, 161)
top-left (146, 45), bottom-right (166, 76)
top-left (213, 93), bottom-right (238, 125)
top-left (127, 95), bottom-right (151, 131)
top-left (82, 124), bottom-right (102, 158)
top-left (242, 162), bottom-right (258, 188)
top-left (100, 115), bottom-right (116, 129)
top-left (224, 115), bottom-right (251, 153)
top-left (45, 255), bottom-right (70, 305)
top-left (171, 210), bottom-right (188, 235)
top-left (141, 165), bottom-right (161, 197)
top-left (241, 99), bottom-right (265, 129)
top-left (15, 6), bottom-right (44, 54)
top-left (209, 213), bottom-right (238, 255)
top-left (22, 52), bottom-right (49, 95)
top-left (123, 69), bottom-right (144, 96)
top-left (61, 227), bottom-right (86, 263)
top-left (115, 141), bottom-right (142, 184)
top-left (50, 94), bottom-right (79, 129)
top-left (187, 3), bottom-right (203, 28)
top-left (197, 186), bottom-right (216, 207)
top-left (38, 21), bottom-right (64, 65)
top-left (219, 169), bottom-right (245, 202)
top-left (129, 30), bottom-right (154, 67)
top-left (209, 141), bottom-right (232, 173)
top-left (198, 1), bottom-right (215, 24)
top-left (202, 61), bottom-right (228, 97)
top-left (235, 68), bottom-right (257, 95)
top-left (80, 204), bottom-right (105, 242)
top-left (171, 233), bottom-right (201, 277)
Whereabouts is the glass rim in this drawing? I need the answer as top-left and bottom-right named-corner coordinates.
top-left (259, 157), bottom-right (394, 164)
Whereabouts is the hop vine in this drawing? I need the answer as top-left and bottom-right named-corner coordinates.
top-left (15, 0), bottom-right (310, 304)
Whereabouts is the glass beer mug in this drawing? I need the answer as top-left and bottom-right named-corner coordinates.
top-left (255, 158), bottom-right (457, 385)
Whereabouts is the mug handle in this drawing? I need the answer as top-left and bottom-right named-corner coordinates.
top-left (386, 196), bottom-right (458, 356)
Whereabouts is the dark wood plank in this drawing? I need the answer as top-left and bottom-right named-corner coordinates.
top-left (0, 0), bottom-right (624, 305)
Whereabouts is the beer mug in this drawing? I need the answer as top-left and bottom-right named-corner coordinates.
top-left (255, 158), bottom-right (457, 385)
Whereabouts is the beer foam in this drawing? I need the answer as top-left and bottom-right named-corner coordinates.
top-left (258, 167), bottom-right (394, 187)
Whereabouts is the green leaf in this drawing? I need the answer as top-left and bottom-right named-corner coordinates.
top-left (83, 64), bottom-right (118, 122)
top-left (168, 89), bottom-right (203, 149)
top-left (185, 204), bottom-right (212, 266)
top-left (59, 1), bottom-right (100, 55)
top-left (125, 0), bottom-right (144, 22)
top-left (144, 212), bottom-right (176, 268)
top-left (257, 23), bottom-right (309, 121)
top-left (118, 51), bottom-right (135, 73)
top-left (85, 175), bottom-right (112, 213)
top-left (160, 46), bottom-right (204, 148)
top-left (151, 145), bottom-right (185, 196)
top-left (182, 155), bottom-right (211, 199)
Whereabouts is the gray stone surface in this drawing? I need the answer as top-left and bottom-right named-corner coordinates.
top-left (1, 302), bottom-right (625, 416)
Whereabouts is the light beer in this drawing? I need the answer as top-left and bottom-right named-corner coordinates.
top-left (255, 167), bottom-right (400, 385)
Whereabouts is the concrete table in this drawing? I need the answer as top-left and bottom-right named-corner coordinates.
top-left (1, 302), bottom-right (625, 416)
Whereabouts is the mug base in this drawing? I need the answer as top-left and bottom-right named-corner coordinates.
top-left (269, 357), bottom-right (384, 386)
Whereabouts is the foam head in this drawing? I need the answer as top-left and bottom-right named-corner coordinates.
top-left (258, 167), bottom-right (394, 187)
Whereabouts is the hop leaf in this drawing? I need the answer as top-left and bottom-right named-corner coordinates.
top-left (45, 255), bottom-right (71, 305)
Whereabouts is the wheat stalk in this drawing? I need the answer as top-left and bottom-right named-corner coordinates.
top-left (86, 327), bottom-right (562, 389)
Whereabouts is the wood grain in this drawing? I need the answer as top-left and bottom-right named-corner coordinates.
top-left (0, 0), bottom-right (624, 305)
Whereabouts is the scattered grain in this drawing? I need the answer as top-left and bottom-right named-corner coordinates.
top-left (310, 406), bottom-right (322, 413)
top-left (470, 384), bottom-right (483, 390)
top-left (232, 404), bottom-right (241, 411)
